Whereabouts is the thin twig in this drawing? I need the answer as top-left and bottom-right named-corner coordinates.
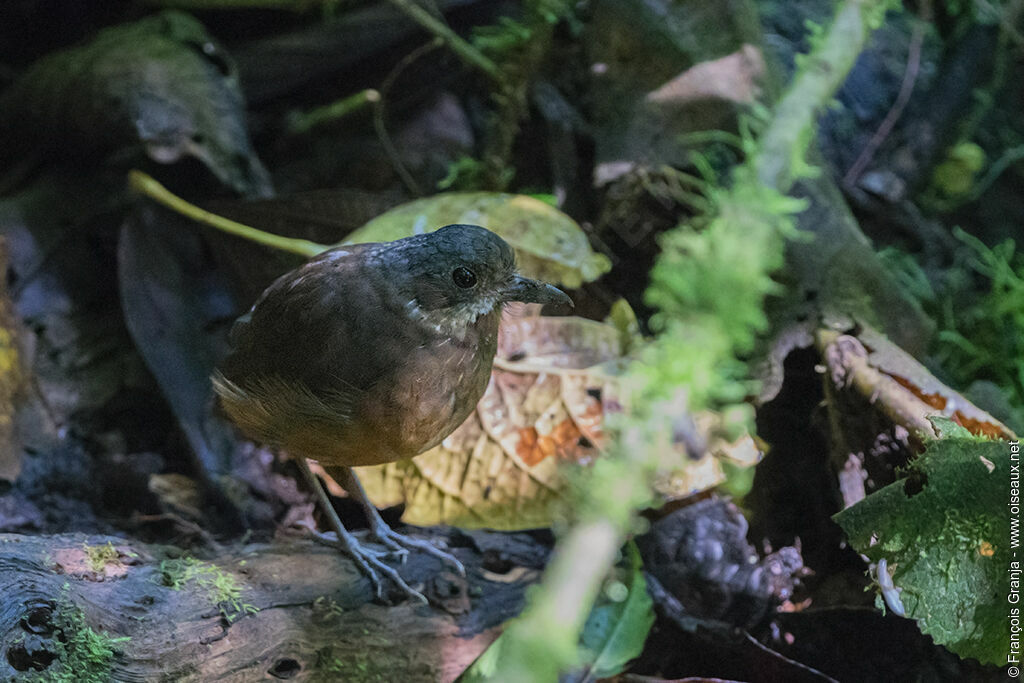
top-left (133, 513), bottom-right (223, 551)
top-left (843, 1), bottom-right (930, 187)
top-left (286, 89), bottom-right (380, 137)
top-left (373, 39), bottom-right (443, 196)
top-left (384, 0), bottom-right (505, 86)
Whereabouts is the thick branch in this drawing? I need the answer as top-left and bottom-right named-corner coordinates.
top-left (0, 530), bottom-right (543, 682)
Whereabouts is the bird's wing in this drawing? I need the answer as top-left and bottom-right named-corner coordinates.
top-left (227, 243), bottom-right (376, 347)
top-left (220, 242), bottom-right (415, 400)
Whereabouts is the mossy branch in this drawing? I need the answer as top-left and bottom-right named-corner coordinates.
top-left (484, 1), bottom-right (892, 680)
top-left (751, 0), bottom-right (887, 191)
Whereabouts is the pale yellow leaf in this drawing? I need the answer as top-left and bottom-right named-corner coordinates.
top-left (345, 193), bottom-right (612, 288)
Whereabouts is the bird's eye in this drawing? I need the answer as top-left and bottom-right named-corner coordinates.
top-left (452, 266), bottom-right (477, 288)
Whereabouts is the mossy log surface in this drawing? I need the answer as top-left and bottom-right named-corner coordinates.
top-left (0, 530), bottom-right (541, 682)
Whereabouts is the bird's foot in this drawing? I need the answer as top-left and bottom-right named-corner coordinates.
top-left (297, 459), bottom-right (429, 603)
top-left (299, 461), bottom-right (463, 601)
top-left (310, 529), bottom-right (429, 604)
top-left (367, 522), bottom-right (466, 578)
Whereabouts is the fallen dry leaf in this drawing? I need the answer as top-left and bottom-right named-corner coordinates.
top-left (148, 473), bottom-right (204, 522)
top-left (354, 314), bottom-right (618, 530)
top-left (646, 44), bottom-right (765, 106)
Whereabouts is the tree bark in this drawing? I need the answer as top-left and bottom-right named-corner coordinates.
top-left (0, 529), bottom-right (544, 682)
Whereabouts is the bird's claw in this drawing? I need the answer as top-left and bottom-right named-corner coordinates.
top-left (370, 533), bottom-right (410, 562)
top-left (309, 530), bottom-right (389, 559)
top-left (308, 530), bottom-right (428, 603)
top-left (368, 526), bottom-right (466, 578)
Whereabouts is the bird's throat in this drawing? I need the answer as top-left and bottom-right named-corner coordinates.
top-left (404, 296), bottom-right (500, 340)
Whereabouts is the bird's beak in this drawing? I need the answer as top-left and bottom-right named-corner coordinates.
top-left (501, 274), bottom-right (573, 307)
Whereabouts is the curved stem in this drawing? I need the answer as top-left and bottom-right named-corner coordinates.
top-left (128, 170), bottom-right (327, 258)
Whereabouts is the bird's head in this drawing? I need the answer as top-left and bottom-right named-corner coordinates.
top-left (387, 224), bottom-right (571, 336)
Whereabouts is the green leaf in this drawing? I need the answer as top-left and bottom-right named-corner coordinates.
top-left (833, 435), bottom-right (1015, 665)
top-left (576, 542), bottom-right (654, 679)
top-left (457, 627), bottom-right (507, 682)
top-left (346, 192), bottom-right (611, 288)
top-left (458, 543), bottom-right (653, 682)
top-left (927, 415), bottom-right (978, 440)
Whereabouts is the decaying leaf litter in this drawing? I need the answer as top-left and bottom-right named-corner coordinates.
top-left (0, 0), bottom-right (1021, 681)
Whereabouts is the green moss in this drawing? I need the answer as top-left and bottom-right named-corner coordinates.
top-left (880, 229), bottom-right (1024, 431)
top-left (484, 0), bottom-right (892, 677)
top-left (83, 542), bottom-right (120, 573)
top-left (25, 586), bottom-right (129, 683)
top-left (159, 556), bottom-right (258, 621)
top-left (314, 647), bottom-right (416, 682)
top-left (310, 596), bottom-right (345, 624)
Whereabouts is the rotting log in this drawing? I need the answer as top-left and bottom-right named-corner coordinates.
top-left (0, 530), bottom-right (544, 682)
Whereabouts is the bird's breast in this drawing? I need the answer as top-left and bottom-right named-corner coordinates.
top-left (221, 288), bottom-right (502, 468)
top-left (383, 313), bottom-right (498, 455)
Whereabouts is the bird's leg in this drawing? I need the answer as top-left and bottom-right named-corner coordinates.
top-left (331, 465), bottom-right (467, 577)
top-left (295, 457), bottom-right (427, 603)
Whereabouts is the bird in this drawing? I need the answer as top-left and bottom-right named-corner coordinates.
top-left (213, 223), bottom-right (571, 601)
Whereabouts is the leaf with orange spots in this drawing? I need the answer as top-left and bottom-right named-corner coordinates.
top-left (352, 314), bottom-right (761, 530)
